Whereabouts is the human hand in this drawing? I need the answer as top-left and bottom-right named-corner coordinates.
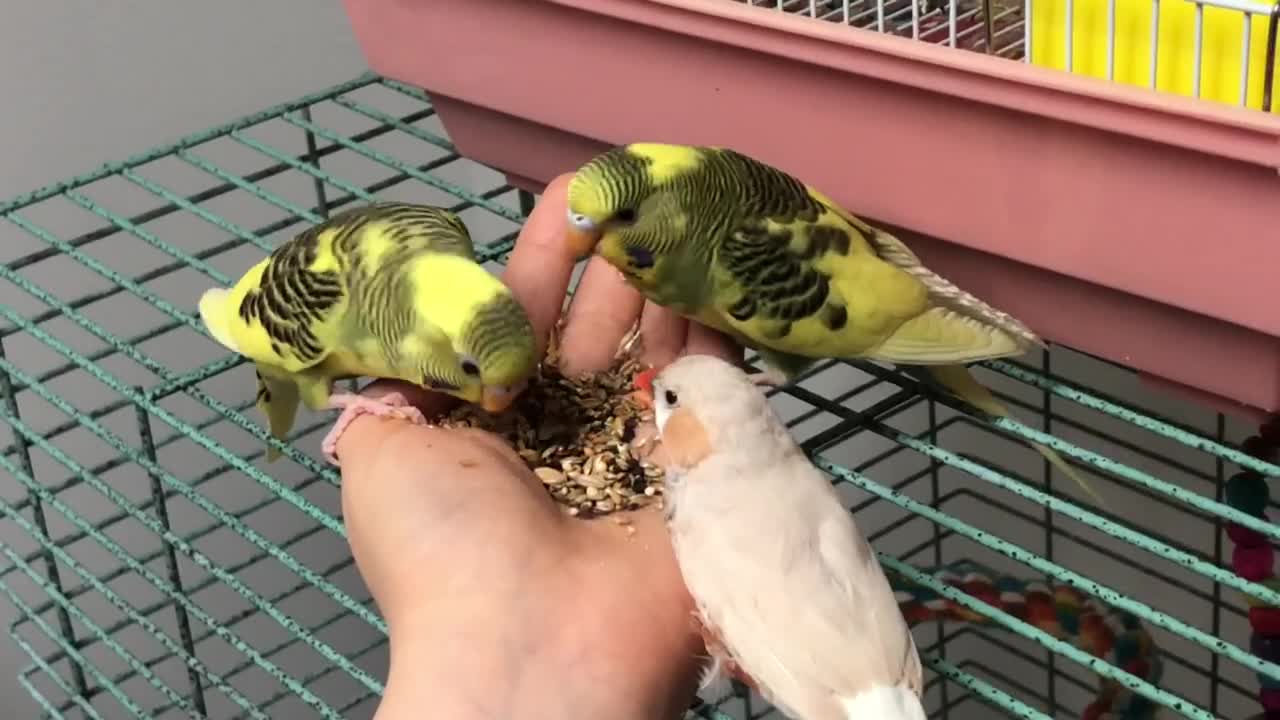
top-left (334, 172), bottom-right (743, 720)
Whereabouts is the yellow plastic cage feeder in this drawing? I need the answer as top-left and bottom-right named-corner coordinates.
top-left (1032, 0), bottom-right (1280, 112)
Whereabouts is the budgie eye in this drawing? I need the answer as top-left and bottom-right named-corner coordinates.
top-left (460, 358), bottom-right (481, 377)
top-left (663, 389), bottom-right (679, 406)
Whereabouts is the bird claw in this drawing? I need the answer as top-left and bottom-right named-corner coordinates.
top-left (748, 368), bottom-right (788, 389)
top-left (320, 391), bottom-right (431, 466)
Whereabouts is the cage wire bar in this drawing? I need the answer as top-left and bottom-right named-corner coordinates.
top-left (0, 71), bottom-right (1277, 720)
top-left (740, 0), bottom-right (1280, 113)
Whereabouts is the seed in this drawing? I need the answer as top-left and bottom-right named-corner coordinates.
top-left (590, 454), bottom-right (608, 476)
top-left (433, 309), bottom-right (664, 518)
top-left (535, 467), bottom-right (566, 485)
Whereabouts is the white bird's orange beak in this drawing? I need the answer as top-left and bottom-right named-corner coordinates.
top-left (631, 367), bottom-right (657, 408)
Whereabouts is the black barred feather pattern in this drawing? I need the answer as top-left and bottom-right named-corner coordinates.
top-left (699, 149), bottom-right (856, 338)
top-left (460, 292), bottom-right (534, 378)
top-left (236, 202), bottom-right (475, 370)
top-left (237, 223), bottom-right (341, 366)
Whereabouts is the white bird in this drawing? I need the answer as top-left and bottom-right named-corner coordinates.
top-left (637, 354), bottom-right (927, 720)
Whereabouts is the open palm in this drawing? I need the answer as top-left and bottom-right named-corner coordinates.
top-left (334, 173), bottom-right (743, 720)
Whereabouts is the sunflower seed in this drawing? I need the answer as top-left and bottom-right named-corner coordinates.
top-left (535, 467), bottom-right (566, 485)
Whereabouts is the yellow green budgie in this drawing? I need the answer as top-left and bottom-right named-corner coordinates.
top-left (564, 143), bottom-right (1103, 506)
top-left (198, 201), bottom-right (537, 465)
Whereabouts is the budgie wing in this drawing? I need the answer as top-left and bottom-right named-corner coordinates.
top-left (225, 222), bottom-right (351, 374)
top-left (807, 188), bottom-right (1044, 361)
top-left (710, 186), bottom-right (927, 356)
top-left (207, 202), bottom-right (476, 375)
top-left (353, 201), bottom-right (479, 261)
top-left (712, 181), bottom-right (1040, 365)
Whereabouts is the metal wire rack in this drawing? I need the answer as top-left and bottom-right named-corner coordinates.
top-left (1, 72), bottom-right (1279, 720)
top-left (738, 0), bottom-right (1279, 112)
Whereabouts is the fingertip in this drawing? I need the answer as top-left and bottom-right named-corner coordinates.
top-left (559, 257), bottom-right (645, 376)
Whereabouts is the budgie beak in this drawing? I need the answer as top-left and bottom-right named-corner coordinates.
top-left (481, 383), bottom-right (522, 414)
top-left (565, 210), bottom-right (601, 260)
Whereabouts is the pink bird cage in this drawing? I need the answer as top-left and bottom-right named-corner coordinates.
top-left (342, 0), bottom-right (1280, 419)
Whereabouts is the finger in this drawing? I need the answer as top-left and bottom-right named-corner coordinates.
top-left (336, 412), bottom-right (550, 509)
top-left (336, 418), bottom-right (564, 622)
top-left (637, 301), bottom-right (688, 369)
top-left (558, 256), bottom-right (645, 376)
top-left (500, 172), bottom-right (578, 359)
top-left (685, 322), bottom-right (742, 364)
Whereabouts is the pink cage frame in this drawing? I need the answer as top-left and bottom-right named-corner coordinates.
top-left (343, 0), bottom-right (1280, 418)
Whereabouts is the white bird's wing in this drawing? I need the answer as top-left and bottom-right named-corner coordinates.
top-left (705, 461), bottom-right (921, 716)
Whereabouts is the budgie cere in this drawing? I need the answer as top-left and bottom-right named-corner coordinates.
top-left (564, 142), bottom-right (1104, 506)
top-left (636, 354), bottom-right (927, 720)
top-left (197, 201), bottom-right (537, 465)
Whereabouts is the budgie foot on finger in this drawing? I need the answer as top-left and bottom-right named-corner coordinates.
top-left (746, 368), bottom-right (789, 389)
top-left (321, 391), bottom-right (431, 466)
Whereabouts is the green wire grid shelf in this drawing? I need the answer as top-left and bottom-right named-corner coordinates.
top-left (1, 71), bottom-right (1278, 720)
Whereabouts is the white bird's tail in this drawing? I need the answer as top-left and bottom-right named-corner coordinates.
top-left (839, 685), bottom-right (927, 720)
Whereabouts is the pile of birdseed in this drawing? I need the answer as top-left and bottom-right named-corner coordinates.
top-left (436, 319), bottom-right (665, 519)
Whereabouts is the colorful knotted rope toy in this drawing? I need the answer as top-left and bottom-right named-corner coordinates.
top-left (1226, 416), bottom-right (1280, 718)
top-left (893, 560), bottom-right (1161, 719)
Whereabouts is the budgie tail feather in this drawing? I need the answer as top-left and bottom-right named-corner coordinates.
top-left (198, 287), bottom-right (241, 353)
top-left (255, 369), bottom-right (300, 464)
top-left (924, 364), bottom-right (1107, 508)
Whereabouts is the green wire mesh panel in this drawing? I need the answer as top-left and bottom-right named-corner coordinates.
top-left (1, 72), bottom-right (1278, 720)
